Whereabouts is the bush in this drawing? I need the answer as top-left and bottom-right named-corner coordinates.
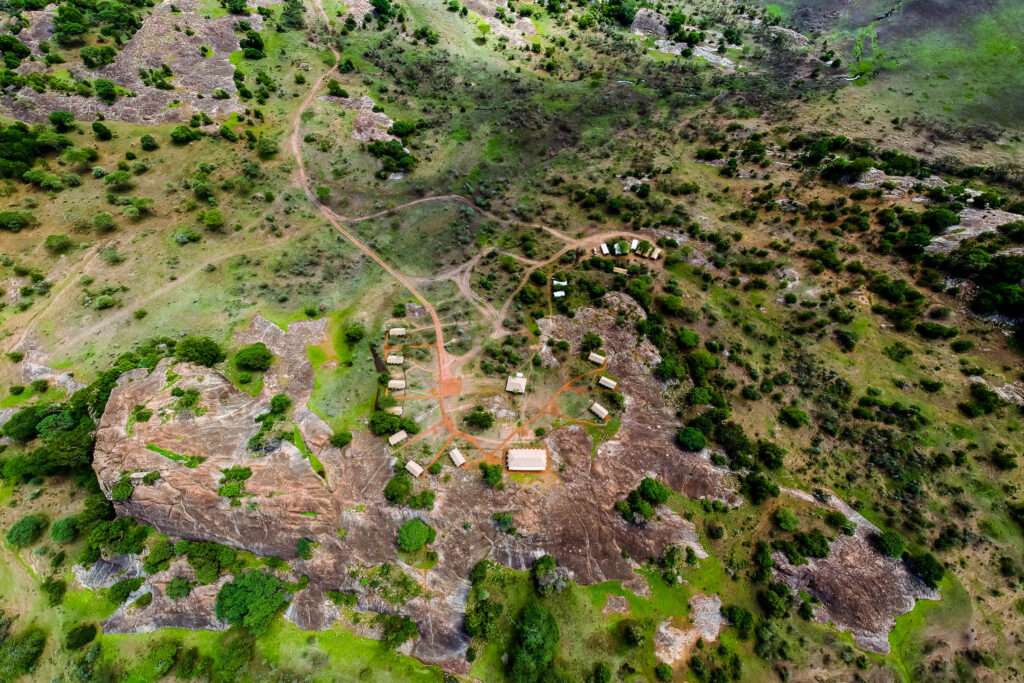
top-left (507, 602), bottom-right (559, 682)
top-left (44, 233), bottom-right (74, 254)
top-left (110, 476), bottom-right (134, 501)
top-left (215, 571), bottom-right (291, 634)
top-left (6, 514), bottom-right (49, 548)
top-left (108, 577), bottom-right (144, 604)
top-left (234, 342), bottom-right (273, 371)
top-left (778, 405), bottom-right (809, 428)
top-left (384, 473), bottom-right (413, 504)
top-left (41, 576), bottom-right (66, 606)
top-left (904, 551), bottom-right (944, 588)
top-left (170, 125), bottom-right (201, 145)
top-left (480, 463), bottom-right (503, 489)
top-left (676, 426), bottom-right (706, 451)
top-left (65, 623), bottom-right (97, 650)
top-left (50, 516), bottom-right (80, 544)
top-left (396, 518), bottom-right (435, 552)
top-left (773, 507), bottom-right (799, 532)
top-left (0, 210), bottom-right (37, 232)
top-left (464, 406), bottom-right (495, 430)
top-left (166, 577), bottom-right (193, 600)
top-left (175, 336), bottom-right (225, 367)
top-left (871, 530), bottom-right (905, 557)
top-left (0, 626), bottom-right (46, 679)
top-left (329, 431), bottom-right (352, 448)
top-left (140, 134), bottom-right (159, 151)
top-left (741, 472), bottom-right (779, 505)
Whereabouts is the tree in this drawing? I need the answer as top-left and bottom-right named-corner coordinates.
top-left (64, 623), bottom-right (97, 650)
top-left (507, 601), bottom-right (559, 683)
top-left (44, 234), bottom-right (73, 255)
top-left (721, 605), bottom-right (753, 640)
top-left (871, 530), bottom-right (905, 557)
top-left (464, 406), bottom-right (495, 431)
top-left (234, 342), bottom-right (273, 371)
top-left (92, 121), bottom-right (112, 141)
top-left (50, 516), bottom-right (79, 544)
top-left (175, 336), bottom-right (225, 367)
top-left (581, 332), bottom-right (602, 353)
top-left (396, 518), bottom-right (435, 552)
top-left (49, 111), bottom-right (75, 132)
top-left (343, 322), bottom-right (365, 343)
top-left (2, 405), bottom-right (48, 443)
top-left (741, 472), bottom-right (779, 505)
top-left (170, 125), bottom-right (200, 145)
top-left (676, 426), bottom-right (706, 451)
top-left (0, 626), bottom-right (46, 679)
top-left (480, 463), bottom-right (503, 489)
top-left (6, 514), bottom-right (48, 548)
top-left (905, 552), bottom-right (944, 588)
top-left (215, 570), bottom-right (291, 634)
top-left (384, 473), bottom-right (412, 504)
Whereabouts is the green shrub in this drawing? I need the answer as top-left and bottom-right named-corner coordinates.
top-left (871, 530), bottom-right (905, 558)
top-left (234, 342), bottom-right (273, 371)
top-left (65, 623), bottom-right (97, 650)
top-left (507, 601), bottom-right (559, 682)
top-left (0, 625), bottom-right (46, 679)
top-left (676, 426), bottom-right (706, 451)
top-left (166, 577), bottom-right (193, 600)
top-left (50, 516), bottom-right (79, 544)
top-left (108, 577), bottom-right (144, 604)
top-left (773, 507), bottom-right (798, 532)
top-left (170, 125), bottom-right (201, 145)
top-left (215, 570), bottom-right (290, 634)
top-left (175, 336), bottom-right (225, 367)
top-left (904, 551), bottom-right (944, 588)
top-left (396, 518), bottom-right (435, 552)
top-left (110, 476), bottom-right (134, 501)
top-left (44, 233), bottom-right (73, 254)
top-left (0, 210), bottom-right (37, 232)
top-left (329, 431), bottom-right (352, 448)
top-left (384, 473), bottom-right (412, 504)
top-left (480, 463), bottom-right (503, 489)
top-left (6, 514), bottom-right (48, 548)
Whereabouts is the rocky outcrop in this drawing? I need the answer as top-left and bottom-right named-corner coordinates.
top-left (92, 302), bottom-right (931, 668)
top-left (926, 207), bottom-right (1024, 254)
top-left (775, 489), bottom-right (939, 652)
top-left (2, 0), bottom-right (251, 124)
top-left (654, 594), bottom-right (722, 665)
top-left (631, 8), bottom-right (668, 37)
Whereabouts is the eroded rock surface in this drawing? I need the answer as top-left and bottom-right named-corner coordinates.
top-left (775, 489), bottom-right (939, 653)
top-left (92, 302), bottom-right (932, 669)
top-left (926, 207), bottom-right (1024, 254)
top-left (3, 0), bottom-right (252, 123)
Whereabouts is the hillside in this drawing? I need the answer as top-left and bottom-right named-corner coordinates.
top-left (0, 0), bottom-right (1022, 681)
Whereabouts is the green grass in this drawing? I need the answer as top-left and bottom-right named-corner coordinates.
top-left (146, 443), bottom-right (206, 468)
top-left (886, 574), bottom-right (972, 681)
top-left (256, 619), bottom-right (443, 682)
top-left (870, 0), bottom-right (1024, 127)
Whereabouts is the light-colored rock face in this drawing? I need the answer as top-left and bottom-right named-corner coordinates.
top-left (93, 356), bottom-right (343, 557)
top-left (2, 0), bottom-right (252, 123)
top-left (926, 207), bottom-right (1024, 255)
top-left (654, 594), bottom-right (722, 665)
top-left (631, 8), bottom-right (668, 37)
top-left (853, 167), bottom-right (946, 200)
top-left (91, 302), bottom-right (934, 668)
top-left (775, 490), bottom-right (939, 653)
